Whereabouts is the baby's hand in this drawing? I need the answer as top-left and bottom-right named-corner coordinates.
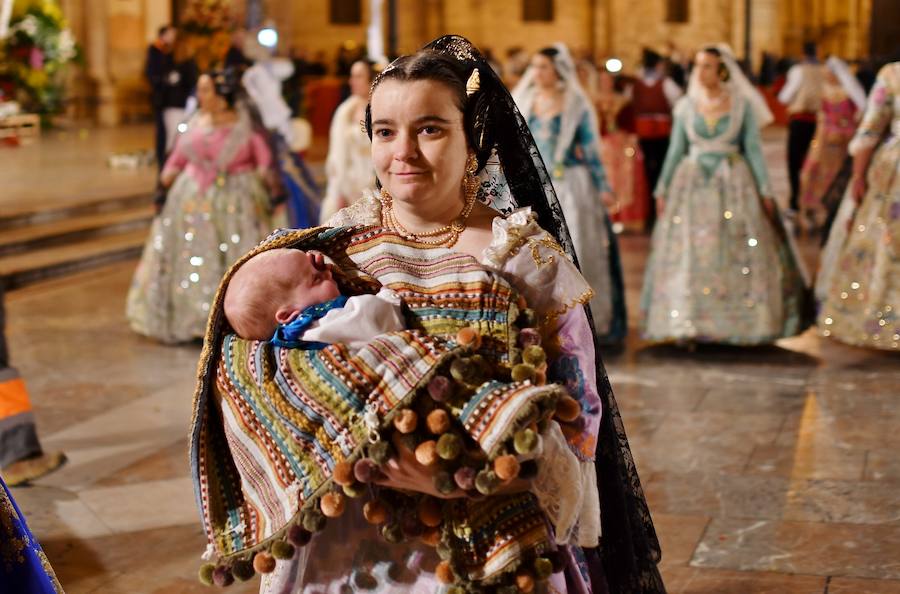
top-left (309, 251), bottom-right (331, 272)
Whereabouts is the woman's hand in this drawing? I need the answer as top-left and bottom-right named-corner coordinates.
top-left (374, 433), bottom-right (466, 499)
top-left (159, 169), bottom-right (178, 189)
top-left (600, 191), bottom-right (617, 211)
top-left (761, 196), bottom-right (777, 221)
top-left (654, 195), bottom-right (665, 217)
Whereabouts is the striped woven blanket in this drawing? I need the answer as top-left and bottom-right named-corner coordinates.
top-left (190, 226), bottom-right (565, 588)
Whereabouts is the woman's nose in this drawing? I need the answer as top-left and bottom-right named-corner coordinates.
top-left (393, 131), bottom-right (418, 161)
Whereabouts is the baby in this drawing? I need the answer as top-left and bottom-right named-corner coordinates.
top-left (223, 248), bottom-right (405, 352)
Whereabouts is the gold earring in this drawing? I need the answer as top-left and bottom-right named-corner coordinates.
top-left (466, 153), bottom-right (478, 176)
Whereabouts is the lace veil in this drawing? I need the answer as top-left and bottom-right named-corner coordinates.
top-left (421, 35), bottom-right (665, 593)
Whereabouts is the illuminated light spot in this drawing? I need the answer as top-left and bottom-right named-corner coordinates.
top-left (670, 310), bottom-right (679, 318)
top-left (747, 238), bottom-right (758, 247)
top-left (201, 302), bottom-right (210, 311)
top-left (893, 334), bottom-right (900, 341)
top-left (605, 58), bottom-right (623, 73)
top-left (625, 147), bottom-right (635, 157)
top-left (857, 225), bottom-right (866, 232)
top-left (177, 122), bottom-right (188, 133)
top-left (823, 330), bottom-right (831, 336)
top-left (723, 210), bottom-right (733, 220)
top-left (673, 216), bottom-right (682, 224)
top-left (184, 231), bottom-right (194, 241)
top-left (742, 267), bottom-right (750, 275)
top-left (886, 305), bottom-right (893, 312)
top-left (702, 287), bottom-right (711, 295)
top-left (180, 281), bottom-right (189, 289)
top-left (189, 273), bottom-right (200, 283)
top-left (231, 234), bottom-right (241, 243)
top-left (190, 256), bottom-right (204, 266)
top-left (219, 243), bottom-right (228, 252)
top-left (879, 319), bottom-right (887, 326)
top-left (850, 282), bottom-right (860, 290)
top-left (824, 317), bottom-right (833, 325)
top-left (840, 292), bottom-right (849, 299)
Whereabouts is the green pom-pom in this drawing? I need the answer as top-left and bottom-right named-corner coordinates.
top-left (475, 469), bottom-right (500, 495)
top-left (343, 482), bottom-right (366, 498)
top-left (511, 363), bottom-right (536, 383)
top-left (436, 433), bottom-right (463, 460)
top-left (369, 440), bottom-right (394, 465)
top-left (231, 559), bottom-right (255, 582)
top-left (271, 540), bottom-right (296, 560)
top-left (534, 557), bottom-right (554, 579)
top-left (301, 509), bottom-right (326, 532)
top-left (381, 522), bottom-right (404, 544)
top-left (522, 345), bottom-right (546, 367)
top-left (448, 587), bottom-right (467, 594)
top-left (396, 432), bottom-right (419, 454)
top-left (212, 566), bottom-right (234, 587)
top-left (514, 428), bottom-right (539, 455)
top-left (199, 563), bottom-right (216, 586)
top-left (433, 470), bottom-right (456, 495)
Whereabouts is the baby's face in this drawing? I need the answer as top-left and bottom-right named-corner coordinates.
top-left (271, 250), bottom-right (340, 323)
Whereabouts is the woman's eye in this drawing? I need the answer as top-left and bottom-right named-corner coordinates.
top-left (374, 128), bottom-right (393, 138)
top-left (420, 126), bottom-right (441, 135)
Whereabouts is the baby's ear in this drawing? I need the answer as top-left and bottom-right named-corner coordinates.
top-left (275, 308), bottom-right (300, 325)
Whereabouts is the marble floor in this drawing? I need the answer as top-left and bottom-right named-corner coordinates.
top-left (3, 126), bottom-right (900, 593)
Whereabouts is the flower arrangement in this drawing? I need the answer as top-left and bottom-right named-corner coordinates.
top-left (0, 0), bottom-right (79, 116)
top-left (181, 0), bottom-right (234, 35)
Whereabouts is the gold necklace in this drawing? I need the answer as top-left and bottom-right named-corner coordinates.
top-left (379, 166), bottom-right (479, 248)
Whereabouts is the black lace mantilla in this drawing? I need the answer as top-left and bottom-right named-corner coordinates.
top-left (425, 35), bottom-right (666, 593)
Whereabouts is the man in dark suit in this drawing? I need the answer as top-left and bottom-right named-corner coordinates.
top-left (145, 25), bottom-right (177, 171)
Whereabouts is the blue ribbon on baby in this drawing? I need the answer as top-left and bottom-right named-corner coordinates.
top-left (270, 295), bottom-right (349, 349)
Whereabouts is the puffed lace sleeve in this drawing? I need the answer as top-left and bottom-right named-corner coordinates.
top-left (324, 189), bottom-right (382, 227)
top-left (848, 64), bottom-right (897, 155)
top-left (483, 208), bottom-right (601, 547)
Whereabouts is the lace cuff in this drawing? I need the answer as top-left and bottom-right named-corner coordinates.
top-left (483, 208), bottom-right (594, 325)
top-left (532, 422), bottom-right (601, 547)
top-left (324, 189), bottom-right (382, 227)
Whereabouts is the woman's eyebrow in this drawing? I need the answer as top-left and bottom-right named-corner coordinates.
top-left (371, 115), bottom-right (455, 126)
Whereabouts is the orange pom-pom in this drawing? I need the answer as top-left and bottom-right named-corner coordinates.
top-left (426, 409), bottom-right (451, 435)
top-left (253, 552), bottom-right (276, 574)
top-left (363, 500), bottom-right (389, 525)
top-left (493, 454), bottom-right (521, 481)
top-left (393, 409), bottom-right (418, 434)
top-left (559, 423), bottom-right (580, 441)
top-left (415, 440), bottom-right (439, 467)
top-left (333, 461), bottom-right (355, 486)
top-left (320, 492), bottom-right (346, 518)
top-left (435, 560), bottom-right (455, 584)
top-left (420, 526), bottom-right (441, 547)
top-left (555, 396), bottom-right (582, 423)
top-left (456, 327), bottom-right (482, 349)
top-left (418, 498), bottom-right (443, 527)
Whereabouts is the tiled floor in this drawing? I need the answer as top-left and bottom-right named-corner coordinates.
top-left (4, 127), bottom-right (900, 593)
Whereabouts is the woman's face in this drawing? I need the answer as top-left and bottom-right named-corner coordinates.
top-left (531, 54), bottom-right (559, 88)
top-left (349, 61), bottom-right (371, 99)
top-left (598, 70), bottom-right (615, 93)
top-left (370, 79), bottom-right (469, 208)
top-left (197, 75), bottom-right (223, 112)
top-left (694, 51), bottom-right (722, 89)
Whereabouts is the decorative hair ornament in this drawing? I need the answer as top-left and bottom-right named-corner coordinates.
top-left (466, 68), bottom-right (481, 97)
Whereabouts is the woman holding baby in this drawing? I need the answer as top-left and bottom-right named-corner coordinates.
top-left (198, 36), bottom-right (663, 594)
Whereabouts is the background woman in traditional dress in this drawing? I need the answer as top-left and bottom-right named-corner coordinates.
top-left (513, 44), bottom-right (626, 345)
top-left (797, 56), bottom-right (866, 235)
top-left (126, 70), bottom-right (274, 343)
top-left (642, 45), bottom-right (808, 344)
top-left (262, 35), bottom-right (663, 594)
top-left (817, 62), bottom-right (900, 351)
top-left (320, 59), bottom-right (377, 223)
top-left (579, 60), bottom-right (652, 233)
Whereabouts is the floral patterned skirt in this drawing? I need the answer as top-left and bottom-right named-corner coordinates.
top-left (641, 155), bottom-right (808, 344)
top-left (126, 171), bottom-right (273, 343)
top-left (817, 139), bottom-right (900, 350)
top-left (1, 477), bottom-right (62, 593)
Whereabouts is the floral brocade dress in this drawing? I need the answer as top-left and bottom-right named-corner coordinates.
top-left (1, 477), bottom-right (63, 593)
top-left (528, 112), bottom-right (627, 344)
top-left (818, 63), bottom-right (900, 350)
top-left (641, 95), bottom-right (808, 344)
top-left (259, 197), bottom-right (606, 594)
top-left (126, 118), bottom-right (274, 343)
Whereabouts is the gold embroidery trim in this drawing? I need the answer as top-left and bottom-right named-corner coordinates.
top-left (541, 288), bottom-right (596, 327)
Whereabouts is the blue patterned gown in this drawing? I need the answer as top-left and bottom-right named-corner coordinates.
top-left (529, 111), bottom-right (627, 345)
top-left (1, 477), bottom-right (62, 593)
top-left (642, 95), bottom-right (808, 343)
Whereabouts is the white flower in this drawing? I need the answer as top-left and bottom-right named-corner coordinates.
top-left (20, 16), bottom-right (39, 37)
top-left (57, 30), bottom-right (76, 62)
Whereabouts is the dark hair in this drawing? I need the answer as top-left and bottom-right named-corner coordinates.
top-left (642, 47), bottom-right (662, 69)
top-left (158, 25), bottom-right (175, 38)
top-left (700, 46), bottom-right (730, 81)
top-left (365, 50), bottom-right (492, 167)
top-left (803, 41), bottom-right (817, 59)
top-left (537, 47), bottom-right (563, 80)
top-left (207, 68), bottom-right (241, 108)
top-left (351, 58), bottom-right (376, 81)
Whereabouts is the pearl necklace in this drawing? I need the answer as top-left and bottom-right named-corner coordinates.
top-left (379, 179), bottom-right (478, 248)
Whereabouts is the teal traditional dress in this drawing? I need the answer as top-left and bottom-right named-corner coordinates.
top-left (527, 109), bottom-right (627, 344)
top-left (641, 95), bottom-right (808, 343)
top-left (1, 477), bottom-right (63, 593)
